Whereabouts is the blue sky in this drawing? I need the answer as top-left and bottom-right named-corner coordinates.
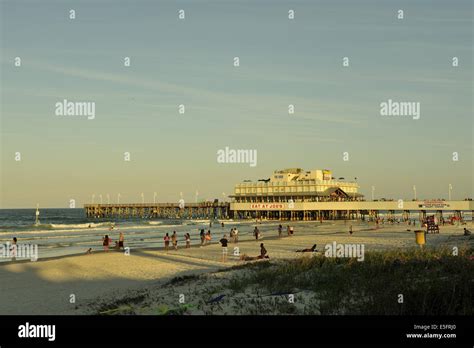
top-left (1, 0), bottom-right (472, 208)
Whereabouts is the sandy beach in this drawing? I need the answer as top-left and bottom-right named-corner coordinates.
top-left (0, 220), bottom-right (472, 315)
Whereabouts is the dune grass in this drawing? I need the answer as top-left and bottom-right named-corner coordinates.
top-left (226, 247), bottom-right (474, 315)
top-left (93, 247), bottom-right (473, 315)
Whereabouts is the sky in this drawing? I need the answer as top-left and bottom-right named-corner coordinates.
top-left (0, 0), bottom-right (472, 208)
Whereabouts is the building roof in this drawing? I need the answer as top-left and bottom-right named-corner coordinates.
top-left (229, 186), bottom-right (364, 198)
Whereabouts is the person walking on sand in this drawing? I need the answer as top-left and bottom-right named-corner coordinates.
top-left (200, 229), bottom-right (205, 247)
top-left (254, 227), bottom-right (259, 241)
top-left (102, 235), bottom-right (112, 252)
top-left (118, 232), bottom-right (125, 250)
top-left (349, 225), bottom-right (353, 236)
top-left (278, 224), bottom-right (282, 238)
top-left (220, 234), bottom-right (229, 262)
top-left (185, 233), bottom-right (191, 248)
top-left (287, 225), bottom-right (291, 236)
top-left (164, 233), bottom-right (170, 252)
top-left (172, 231), bottom-right (178, 250)
top-left (233, 227), bottom-right (239, 243)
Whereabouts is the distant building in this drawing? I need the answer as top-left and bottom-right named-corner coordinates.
top-left (230, 168), bottom-right (363, 220)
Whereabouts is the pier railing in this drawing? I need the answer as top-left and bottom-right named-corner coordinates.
top-left (84, 202), bottom-right (230, 219)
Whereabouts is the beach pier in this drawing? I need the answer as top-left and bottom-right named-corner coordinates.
top-left (83, 200), bottom-right (474, 222)
top-left (84, 202), bottom-right (230, 220)
top-left (230, 201), bottom-right (474, 222)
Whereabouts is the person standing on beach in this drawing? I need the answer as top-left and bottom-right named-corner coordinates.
top-left (254, 227), bottom-right (259, 240)
top-left (102, 235), bottom-right (112, 252)
top-left (349, 225), bottom-right (353, 236)
top-left (164, 233), bottom-right (170, 252)
top-left (287, 225), bottom-right (291, 236)
top-left (200, 229), bottom-right (205, 247)
top-left (171, 231), bottom-right (178, 250)
top-left (278, 224), bottom-right (282, 238)
top-left (10, 237), bottom-right (17, 260)
top-left (233, 227), bottom-right (239, 243)
top-left (289, 226), bottom-right (294, 235)
top-left (118, 232), bottom-right (125, 250)
top-left (205, 230), bottom-right (212, 245)
top-left (220, 234), bottom-right (229, 262)
top-left (185, 233), bottom-right (191, 248)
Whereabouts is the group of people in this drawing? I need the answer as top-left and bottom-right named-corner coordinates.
top-left (101, 231), bottom-right (125, 252)
top-left (277, 224), bottom-right (294, 238)
top-left (199, 229), bottom-right (212, 246)
top-left (239, 243), bottom-right (269, 261)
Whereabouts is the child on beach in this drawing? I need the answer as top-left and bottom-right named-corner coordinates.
top-left (102, 235), bottom-right (112, 252)
top-left (220, 234), bottom-right (228, 262)
top-left (164, 233), bottom-right (170, 251)
top-left (172, 231), bottom-right (178, 250)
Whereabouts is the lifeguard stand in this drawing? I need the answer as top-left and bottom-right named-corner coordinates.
top-left (425, 216), bottom-right (439, 234)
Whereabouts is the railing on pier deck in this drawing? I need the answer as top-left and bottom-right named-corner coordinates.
top-left (84, 202), bottom-right (231, 219)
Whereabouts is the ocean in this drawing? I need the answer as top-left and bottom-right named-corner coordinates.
top-left (0, 209), bottom-right (243, 261)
